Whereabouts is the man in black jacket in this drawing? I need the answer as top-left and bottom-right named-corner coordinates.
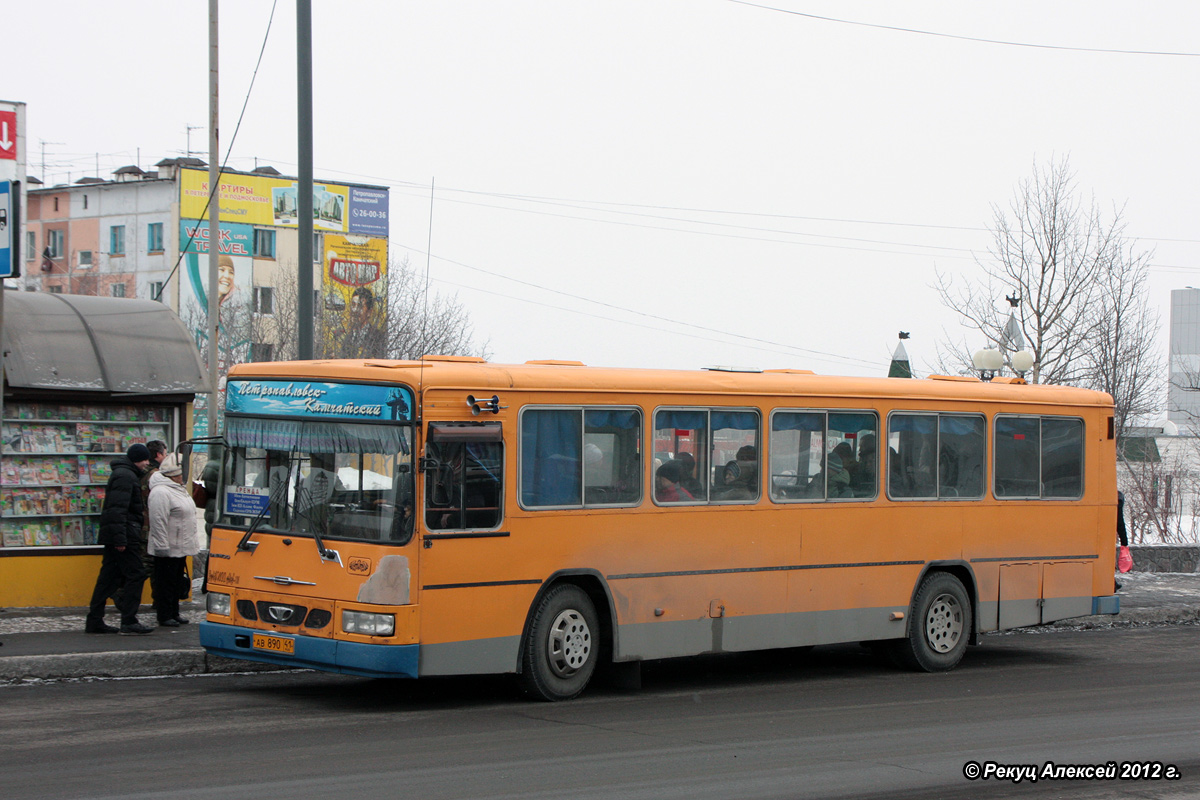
top-left (85, 444), bottom-right (155, 634)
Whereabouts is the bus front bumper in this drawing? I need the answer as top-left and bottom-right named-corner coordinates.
top-left (199, 621), bottom-right (419, 679)
top-left (1093, 595), bottom-right (1120, 616)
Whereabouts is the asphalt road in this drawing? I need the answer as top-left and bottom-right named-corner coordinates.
top-left (2, 626), bottom-right (1198, 800)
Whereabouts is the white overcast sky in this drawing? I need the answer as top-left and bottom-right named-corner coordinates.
top-left (8, 1), bottom-right (1199, 378)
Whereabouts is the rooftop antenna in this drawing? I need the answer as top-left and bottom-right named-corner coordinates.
top-left (39, 139), bottom-right (64, 184)
top-left (186, 123), bottom-right (203, 158)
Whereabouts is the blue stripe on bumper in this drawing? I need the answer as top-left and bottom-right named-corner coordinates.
top-left (199, 621), bottom-right (418, 679)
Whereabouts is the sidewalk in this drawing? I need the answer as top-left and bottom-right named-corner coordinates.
top-left (1, 572), bottom-right (1198, 683)
top-left (0, 577), bottom-right (274, 682)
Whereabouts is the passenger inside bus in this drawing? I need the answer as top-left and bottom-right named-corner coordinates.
top-left (735, 445), bottom-right (759, 493)
top-left (295, 454), bottom-right (346, 533)
top-left (674, 452), bottom-right (704, 499)
top-left (832, 441), bottom-right (858, 485)
top-left (655, 460), bottom-right (694, 502)
top-left (852, 434), bottom-right (877, 496)
top-left (715, 460), bottom-right (753, 501)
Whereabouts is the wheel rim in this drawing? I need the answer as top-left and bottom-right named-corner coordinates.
top-left (924, 592), bottom-right (963, 653)
top-left (547, 608), bottom-right (592, 677)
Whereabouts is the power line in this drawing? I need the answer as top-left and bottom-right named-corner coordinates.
top-left (155, 0), bottom-right (279, 301)
top-left (432, 272), bottom-right (886, 371)
top-left (243, 157), bottom-right (1200, 251)
top-left (726, 0), bottom-right (1200, 57)
top-left (396, 242), bottom-right (883, 371)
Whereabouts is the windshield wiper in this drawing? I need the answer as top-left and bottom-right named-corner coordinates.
top-left (237, 455), bottom-right (296, 553)
top-left (292, 485), bottom-right (339, 562)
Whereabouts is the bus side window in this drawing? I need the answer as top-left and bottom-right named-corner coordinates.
top-left (425, 438), bottom-right (504, 530)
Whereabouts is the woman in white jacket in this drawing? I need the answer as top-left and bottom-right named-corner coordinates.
top-left (148, 454), bottom-right (199, 627)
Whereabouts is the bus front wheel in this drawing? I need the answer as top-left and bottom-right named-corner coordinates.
top-left (520, 584), bottom-right (600, 701)
top-left (890, 572), bottom-right (971, 672)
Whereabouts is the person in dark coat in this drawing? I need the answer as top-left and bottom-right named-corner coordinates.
top-left (85, 444), bottom-right (155, 634)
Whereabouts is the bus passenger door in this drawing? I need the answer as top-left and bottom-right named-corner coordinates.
top-left (417, 422), bottom-right (511, 674)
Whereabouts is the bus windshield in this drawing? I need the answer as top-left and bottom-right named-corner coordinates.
top-left (219, 416), bottom-right (414, 544)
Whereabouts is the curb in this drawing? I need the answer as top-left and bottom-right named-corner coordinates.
top-left (0, 650), bottom-right (295, 683)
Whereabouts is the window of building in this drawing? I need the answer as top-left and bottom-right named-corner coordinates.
top-left (250, 342), bottom-right (275, 362)
top-left (48, 285), bottom-right (63, 294)
top-left (110, 225), bottom-right (125, 256)
top-left (147, 222), bottom-right (164, 253)
top-left (253, 229), bottom-right (276, 258)
top-left (46, 229), bottom-right (64, 259)
top-left (78, 250), bottom-right (93, 268)
top-left (253, 286), bottom-right (275, 315)
top-left (25, 231), bottom-right (34, 260)
top-left (652, 408), bottom-right (760, 505)
top-left (887, 413), bottom-right (986, 500)
top-left (83, 194), bottom-right (88, 210)
top-left (110, 283), bottom-right (126, 298)
top-left (993, 416), bottom-right (1084, 500)
top-left (150, 281), bottom-right (165, 302)
top-left (520, 408), bottom-right (643, 508)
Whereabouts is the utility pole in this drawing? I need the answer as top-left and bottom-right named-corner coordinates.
top-left (297, 0), bottom-right (314, 359)
top-left (207, 0), bottom-right (220, 439)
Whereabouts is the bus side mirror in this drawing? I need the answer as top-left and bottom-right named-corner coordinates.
top-left (178, 442), bottom-right (194, 483)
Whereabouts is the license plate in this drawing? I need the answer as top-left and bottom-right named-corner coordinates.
top-left (252, 633), bottom-right (295, 655)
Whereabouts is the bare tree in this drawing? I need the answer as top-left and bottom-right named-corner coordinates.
top-left (1084, 237), bottom-right (1162, 439)
top-left (1120, 442), bottom-right (1200, 544)
top-left (381, 258), bottom-right (488, 360)
top-left (937, 158), bottom-right (1116, 382)
top-left (935, 157), bottom-right (1160, 430)
top-left (255, 256), bottom-right (488, 362)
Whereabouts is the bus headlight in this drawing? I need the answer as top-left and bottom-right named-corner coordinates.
top-left (207, 592), bottom-right (231, 616)
top-left (342, 610), bottom-right (395, 636)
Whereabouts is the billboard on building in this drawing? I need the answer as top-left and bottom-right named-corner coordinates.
top-left (178, 220), bottom-right (253, 371)
top-left (324, 234), bottom-right (389, 358)
top-left (179, 168), bottom-right (388, 235)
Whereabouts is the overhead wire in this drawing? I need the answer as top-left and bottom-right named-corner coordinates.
top-left (432, 272), bottom-right (888, 370)
top-left (725, 0), bottom-right (1200, 58)
top-left (240, 157), bottom-right (1200, 253)
top-left (395, 242), bottom-right (883, 371)
top-left (154, 1), bottom-right (279, 301)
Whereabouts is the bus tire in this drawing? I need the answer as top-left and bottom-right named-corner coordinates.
top-left (520, 584), bottom-right (600, 701)
top-left (890, 572), bottom-right (971, 672)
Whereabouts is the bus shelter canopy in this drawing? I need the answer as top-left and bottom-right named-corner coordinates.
top-left (1, 291), bottom-right (211, 395)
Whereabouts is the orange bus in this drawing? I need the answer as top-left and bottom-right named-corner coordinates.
top-left (198, 357), bottom-right (1120, 700)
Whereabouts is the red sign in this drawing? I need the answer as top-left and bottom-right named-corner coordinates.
top-left (0, 111), bottom-right (15, 160)
top-left (329, 257), bottom-right (381, 287)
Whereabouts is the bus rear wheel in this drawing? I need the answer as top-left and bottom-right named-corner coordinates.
top-left (889, 572), bottom-right (971, 672)
top-left (520, 584), bottom-right (600, 701)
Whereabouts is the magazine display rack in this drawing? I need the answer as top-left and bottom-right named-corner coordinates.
top-left (0, 403), bottom-right (171, 548)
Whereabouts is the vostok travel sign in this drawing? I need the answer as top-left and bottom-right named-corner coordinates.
top-left (226, 380), bottom-right (413, 422)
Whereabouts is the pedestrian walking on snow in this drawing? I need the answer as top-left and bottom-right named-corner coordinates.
top-left (147, 454), bottom-right (199, 627)
top-left (85, 444), bottom-right (155, 634)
